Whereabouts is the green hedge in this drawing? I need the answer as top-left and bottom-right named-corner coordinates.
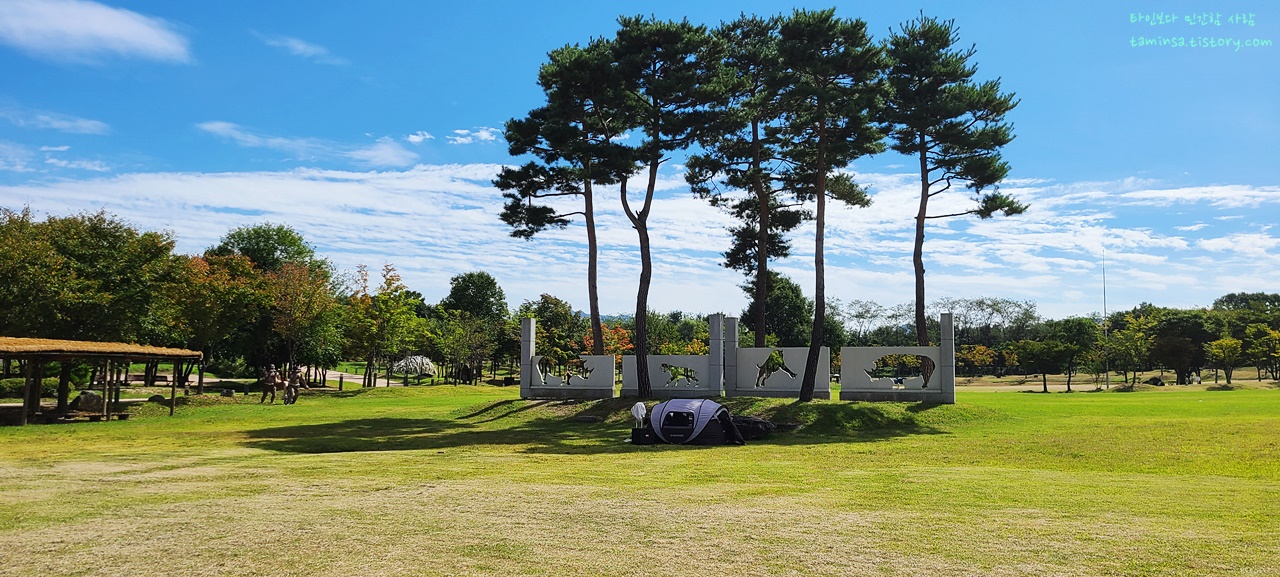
top-left (0, 378), bottom-right (59, 399)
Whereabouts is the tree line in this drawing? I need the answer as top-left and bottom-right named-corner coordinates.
top-left (0, 211), bottom-right (515, 391)
top-left (496, 9), bottom-right (1024, 400)
top-left (3, 208), bottom-right (1275, 400)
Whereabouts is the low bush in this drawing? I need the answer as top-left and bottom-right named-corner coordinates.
top-left (0, 377), bottom-right (59, 398)
top-left (205, 356), bottom-right (255, 379)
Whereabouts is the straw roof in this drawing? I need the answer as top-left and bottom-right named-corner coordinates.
top-left (0, 337), bottom-right (202, 360)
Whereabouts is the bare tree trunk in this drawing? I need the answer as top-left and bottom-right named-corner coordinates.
top-left (800, 128), bottom-right (827, 403)
top-left (584, 177), bottom-right (605, 356)
top-left (752, 118), bottom-right (769, 348)
top-left (913, 134), bottom-right (929, 347)
top-left (622, 170), bottom-right (657, 399)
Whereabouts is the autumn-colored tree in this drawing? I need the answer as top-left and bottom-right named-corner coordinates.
top-left (957, 344), bottom-right (995, 376)
top-left (344, 264), bottom-right (418, 386)
top-left (267, 262), bottom-right (338, 370)
top-left (583, 323), bottom-right (634, 362)
top-left (173, 254), bottom-right (267, 392)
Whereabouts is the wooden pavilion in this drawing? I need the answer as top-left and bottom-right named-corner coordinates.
top-left (0, 337), bottom-right (202, 426)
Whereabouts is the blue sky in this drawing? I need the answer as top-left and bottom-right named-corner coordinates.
top-left (1, 0), bottom-right (1277, 321)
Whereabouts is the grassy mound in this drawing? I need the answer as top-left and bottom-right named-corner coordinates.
top-left (462, 395), bottom-right (1003, 439)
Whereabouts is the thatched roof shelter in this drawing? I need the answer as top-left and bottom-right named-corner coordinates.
top-left (0, 337), bottom-right (202, 361)
top-left (1, 337), bottom-right (202, 426)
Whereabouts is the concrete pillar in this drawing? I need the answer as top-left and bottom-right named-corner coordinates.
top-left (940, 312), bottom-right (956, 404)
top-left (520, 317), bottom-right (536, 398)
top-left (709, 314), bottom-right (724, 395)
top-left (725, 317), bottom-right (739, 394)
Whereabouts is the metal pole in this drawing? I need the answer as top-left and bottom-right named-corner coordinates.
top-left (1102, 243), bottom-right (1110, 389)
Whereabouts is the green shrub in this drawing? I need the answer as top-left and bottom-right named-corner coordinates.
top-left (0, 377), bottom-right (59, 399)
top-left (205, 356), bottom-right (255, 379)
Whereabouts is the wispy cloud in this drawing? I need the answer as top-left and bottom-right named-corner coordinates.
top-left (1120, 185), bottom-right (1280, 209)
top-left (0, 141), bottom-right (34, 172)
top-left (447, 127), bottom-right (500, 145)
top-left (344, 137), bottom-right (418, 167)
top-left (406, 131), bottom-right (434, 144)
top-left (197, 121), bottom-right (418, 168)
top-left (253, 32), bottom-right (347, 65)
top-left (1, 104), bottom-right (110, 134)
top-left (0, 0), bottom-right (189, 63)
top-left (39, 145), bottom-right (70, 151)
top-left (1175, 223), bottom-right (1208, 232)
top-left (44, 157), bottom-right (109, 171)
top-left (0, 166), bottom-right (1276, 319)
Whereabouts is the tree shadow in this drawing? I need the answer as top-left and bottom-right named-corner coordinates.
top-left (242, 399), bottom-right (943, 455)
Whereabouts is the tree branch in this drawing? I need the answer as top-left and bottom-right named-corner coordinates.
top-left (925, 209), bottom-right (978, 219)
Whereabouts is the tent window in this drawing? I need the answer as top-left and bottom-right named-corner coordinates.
top-left (664, 411), bottom-right (694, 427)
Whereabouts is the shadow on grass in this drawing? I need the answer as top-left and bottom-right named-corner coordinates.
top-left (243, 399), bottom-right (944, 455)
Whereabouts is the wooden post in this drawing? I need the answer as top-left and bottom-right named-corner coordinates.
top-left (197, 361), bottom-right (205, 395)
top-left (31, 360), bottom-right (45, 422)
top-left (103, 360), bottom-right (112, 421)
top-left (169, 377), bottom-right (176, 417)
top-left (339, 374), bottom-right (344, 391)
top-left (19, 360), bottom-right (31, 426)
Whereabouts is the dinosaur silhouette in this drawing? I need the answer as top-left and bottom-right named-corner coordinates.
top-left (659, 363), bottom-right (699, 386)
top-left (754, 349), bottom-right (797, 388)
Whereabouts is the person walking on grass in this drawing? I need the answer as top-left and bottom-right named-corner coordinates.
top-left (284, 367), bottom-right (303, 405)
top-left (260, 365), bottom-right (280, 404)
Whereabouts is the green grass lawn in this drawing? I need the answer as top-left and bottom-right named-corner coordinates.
top-left (1, 384), bottom-right (1276, 576)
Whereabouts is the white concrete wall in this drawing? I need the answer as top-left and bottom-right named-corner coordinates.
top-left (620, 355), bottom-right (718, 398)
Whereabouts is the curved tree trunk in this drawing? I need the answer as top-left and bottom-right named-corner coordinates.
top-left (799, 124), bottom-right (827, 403)
top-left (914, 135), bottom-right (930, 346)
top-left (621, 168), bottom-right (657, 399)
top-left (584, 178), bottom-right (605, 356)
top-left (752, 118), bottom-right (769, 348)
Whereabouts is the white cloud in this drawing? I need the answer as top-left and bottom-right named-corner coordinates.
top-left (1, 106), bottom-right (110, 134)
top-left (1120, 185), bottom-right (1280, 209)
top-left (1175, 223), bottom-right (1208, 232)
top-left (197, 121), bottom-right (418, 168)
top-left (343, 137), bottom-right (418, 168)
top-left (447, 127), bottom-right (501, 145)
top-left (405, 131), bottom-right (434, 144)
top-left (0, 165), bottom-right (1276, 320)
top-left (1199, 234), bottom-right (1279, 257)
top-left (39, 145), bottom-right (70, 151)
top-left (0, 0), bottom-right (189, 63)
top-left (253, 32), bottom-right (347, 65)
top-left (44, 157), bottom-right (109, 171)
top-left (0, 141), bottom-right (34, 172)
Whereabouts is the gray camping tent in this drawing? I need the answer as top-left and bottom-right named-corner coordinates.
top-left (649, 399), bottom-right (745, 445)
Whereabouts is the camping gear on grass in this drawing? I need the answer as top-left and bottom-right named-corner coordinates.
top-left (649, 399), bottom-right (745, 445)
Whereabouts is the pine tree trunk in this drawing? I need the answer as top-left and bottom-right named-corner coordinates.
top-left (799, 127), bottom-right (827, 403)
top-left (585, 177), bottom-right (605, 356)
top-left (913, 134), bottom-right (930, 347)
top-left (752, 118), bottom-right (769, 348)
top-left (622, 168), bottom-right (657, 399)
top-left (634, 221), bottom-right (654, 398)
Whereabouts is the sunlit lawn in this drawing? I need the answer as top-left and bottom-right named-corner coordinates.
top-left (1, 383), bottom-right (1276, 576)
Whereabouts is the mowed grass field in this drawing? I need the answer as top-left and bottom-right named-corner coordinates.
top-left (1, 384), bottom-right (1277, 576)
